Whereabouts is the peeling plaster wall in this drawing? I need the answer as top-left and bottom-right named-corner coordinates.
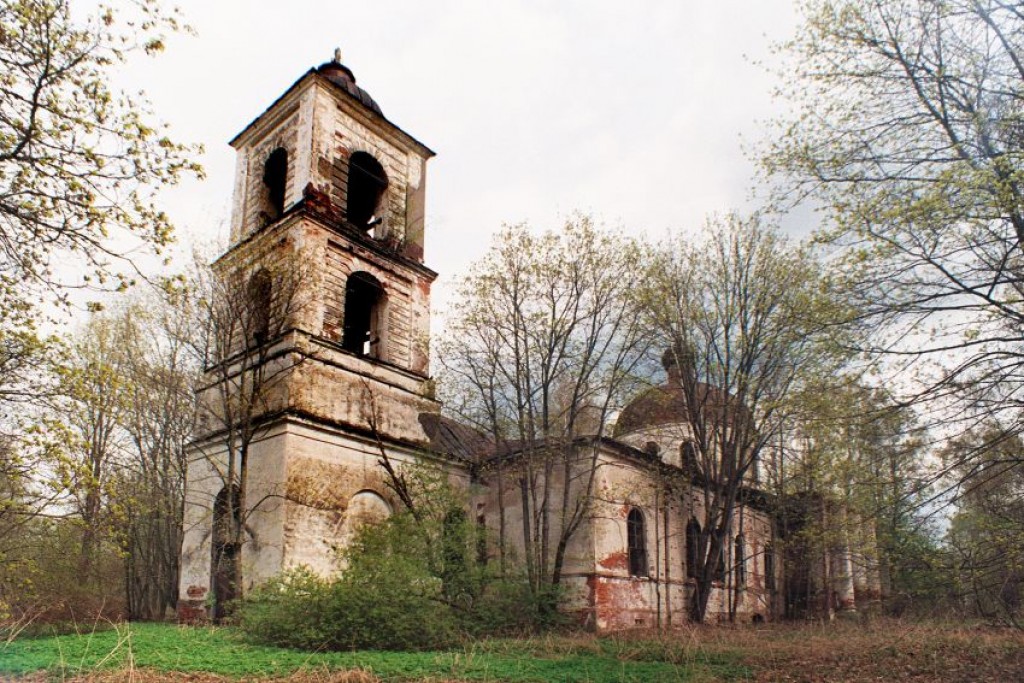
top-left (480, 444), bottom-right (781, 631)
top-left (616, 423), bottom-right (768, 488)
top-left (307, 84), bottom-right (430, 260)
top-left (278, 422), bottom-right (467, 577)
top-left (177, 429), bottom-right (289, 621)
top-left (317, 238), bottom-right (424, 373)
top-left (286, 341), bottom-right (437, 445)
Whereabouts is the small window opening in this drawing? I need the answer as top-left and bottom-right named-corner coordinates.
top-left (211, 485), bottom-right (242, 623)
top-left (714, 539), bottom-right (726, 583)
top-left (752, 613), bottom-right (765, 624)
top-left (342, 271), bottom-right (386, 358)
top-left (248, 269), bottom-right (272, 345)
top-left (346, 151), bottom-right (388, 230)
top-left (644, 441), bottom-right (660, 456)
top-left (627, 508), bottom-right (648, 578)
top-left (476, 512), bottom-right (488, 567)
top-left (686, 518), bottom-right (701, 579)
top-left (735, 534), bottom-right (746, 586)
top-left (765, 544), bottom-right (776, 591)
top-left (262, 148), bottom-right (288, 223)
top-left (681, 441), bottom-right (699, 474)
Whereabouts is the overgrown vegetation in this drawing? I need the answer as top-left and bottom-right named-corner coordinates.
top-left (236, 467), bottom-right (561, 650)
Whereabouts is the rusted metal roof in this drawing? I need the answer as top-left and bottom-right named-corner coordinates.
top-left (316, 60), bottom-right (383, 116)
top-left (419, 413), bottom-right (494, 462)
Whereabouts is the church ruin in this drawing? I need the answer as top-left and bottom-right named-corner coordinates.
top-left (177, 55), bottom-right (880, 628)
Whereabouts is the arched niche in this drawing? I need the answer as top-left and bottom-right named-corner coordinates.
top-left (335, 490), bottom-right (392, 551)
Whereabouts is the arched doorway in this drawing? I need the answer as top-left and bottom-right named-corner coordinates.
top-left (211, 485), bottom-right (241, 622)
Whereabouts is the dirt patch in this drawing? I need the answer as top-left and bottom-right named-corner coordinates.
top-left (696, 619), bottom-right (1024, 683)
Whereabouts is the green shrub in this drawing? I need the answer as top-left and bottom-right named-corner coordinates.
top-left (461, 575), bottom-right (565, 637)
top-left (237, 508), bottom-right (564, 650)
top-left (231, 567), bottom-right (333, 649)
top-left (237, 514), bottom-right (459, 650)
top-left (237, 465), bottom-right (561, 651)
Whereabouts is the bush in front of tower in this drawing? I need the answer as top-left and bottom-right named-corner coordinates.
top-left (235, 508), bottom-right (558, 650)
top-left (236, 513), bottom-right (459, 651)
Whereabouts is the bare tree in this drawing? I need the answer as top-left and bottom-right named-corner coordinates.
top-left (642, 214), bottom-right (843, 622)
top-left (115, 294), bottom-right (198, 619)
top-left (184, 247), bottom-right (314, 618)
top-left (439, 216), bottom-right (652, 601)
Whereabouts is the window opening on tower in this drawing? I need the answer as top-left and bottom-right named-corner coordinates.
top-left (346, 152), bottom-right (388, 231)
top-left (342, 271), bottom-right (386, 358)
top-left (261, 148), bottom-right (288, 224)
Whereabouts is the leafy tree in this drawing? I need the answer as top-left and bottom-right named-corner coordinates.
top-left (767, 0), bottom-right (1024, 616)
top-left (0, 0), bottom-right (200, 305)
top-left (765, 0), bottom-right (1024, 431)
top-left (641, 214), bottom-right (844, 622)
top-left (781, 380), bottom-right (944, 616)
top-left (46, 315), bottom-right (132, 578)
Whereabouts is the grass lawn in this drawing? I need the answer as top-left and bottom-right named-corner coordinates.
top-left (0, 622), bottom-right (746, 682)
top-left (2, 619), bottom-right (1023, 682)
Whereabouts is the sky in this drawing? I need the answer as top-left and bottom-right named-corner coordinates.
top-left (115, 0), bottom-right (810, 313)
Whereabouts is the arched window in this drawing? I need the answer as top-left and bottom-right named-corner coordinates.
top-left (211, 485), bottom-right (241, 623)
top-left (735, 534), bottom-right (746, 586)
top-left (442, 508), bottom-right (469, 600)
top-left (681, 441), bottom-right (699, 474)
top-left (765, 543), bottom-right (776, 591)
top-left (686, 517), bottom-right (701, 579)
top-left (627, 508), bottom-right (648, 578)
top-left (714, 538), bottom-right (727, 583)
top-left (342, 271), bottom-right (386, 358)
top-left (347, 151), bottom-right (388, 230)
top-left (262, 147), bottom-right (288, 223)
top-left (247, 269), bottom-right (272, 345)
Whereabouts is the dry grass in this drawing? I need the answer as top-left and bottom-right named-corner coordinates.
top-left (687, 617), bottom-right (1024, 682)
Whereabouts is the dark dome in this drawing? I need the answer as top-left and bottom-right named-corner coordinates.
top-left (614, 348), bottom-right (748, 436)
top-left (316, 60), bottom-right (383, 116)
top-left (615, 384), bottom-right (688, 436)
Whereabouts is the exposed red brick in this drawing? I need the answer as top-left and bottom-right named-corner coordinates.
top-left (599, 551), bottom-right (629, 571)
top-left (186, 585), bottom-right (207, 599)
top-left (176, 599), bottom-right (208, 624)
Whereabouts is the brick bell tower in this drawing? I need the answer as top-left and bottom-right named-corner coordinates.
top-left (177, 51), bottom-right (442, 621)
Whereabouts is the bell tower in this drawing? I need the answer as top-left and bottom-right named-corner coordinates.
top-left (178, 53), bottom-right (443, 621)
